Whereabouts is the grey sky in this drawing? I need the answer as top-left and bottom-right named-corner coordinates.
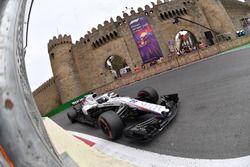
top-left (25, 0), bottom-right (245, 90)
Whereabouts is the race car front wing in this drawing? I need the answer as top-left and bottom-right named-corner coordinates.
top-left (124, 94), bottom-right (178, 141)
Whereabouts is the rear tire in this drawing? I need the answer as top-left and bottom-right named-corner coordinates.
top-left (137, 87), bottom-right (159, 103)
top-left (98, 111), bottom-right (124, 140)
top-left (67, 110), bottom-right (77, 123)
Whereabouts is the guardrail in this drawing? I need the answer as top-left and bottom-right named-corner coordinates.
top-left (0, 0), bottom-right (73, 166)
top-left (23, 0), bottom-right (34, 51)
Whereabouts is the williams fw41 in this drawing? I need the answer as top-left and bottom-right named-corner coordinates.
top-left (67, 87), bottom-right (179, 141)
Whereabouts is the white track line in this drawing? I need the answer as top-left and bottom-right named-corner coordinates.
top-left (70, 131), bottom-right (250, 167)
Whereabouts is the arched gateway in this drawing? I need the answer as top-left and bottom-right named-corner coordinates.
top-left (105, 55), bottom-right (131, 78)
top-left (33, 0), bottom-right (250, 115)
top-left (175, 30), bottom-right (198, 52)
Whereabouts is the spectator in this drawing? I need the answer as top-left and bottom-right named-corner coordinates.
top-left (141, 63), bottom-right (145, 70)
top-left (189, 46), bottom-right (192, 52)
top-left (157, 57), bottom-right (164, 63)
top-left (110, 69), bottom-right (118, 79)
top-left (180, 48), bottom-right (185, 55)
top-left (198, 41), bottom-right (205, 49)
top-left (176, 48), bottom-right (181, 56)
top-left (184, 46), bottom-right (190, 53)
top-left (133, 65), bottom-right (140, 73)
top-left (192, 46), bottom-right (197, 51)
top-left (150, 60), bottom-right (157, 66)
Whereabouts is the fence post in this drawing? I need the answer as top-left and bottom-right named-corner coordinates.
top-left (0, 0), bottom-right (73, 166)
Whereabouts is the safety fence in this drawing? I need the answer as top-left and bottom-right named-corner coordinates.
top-left (0, 0), bottom-right (77, 166)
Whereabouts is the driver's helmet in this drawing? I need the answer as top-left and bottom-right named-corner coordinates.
top-left (102, 97), bottom-right (107, 101)
top-left (108, 92), bottom-right (119, 98)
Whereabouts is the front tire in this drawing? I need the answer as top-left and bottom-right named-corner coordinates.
top-left (98, 111), bottom-right (124, 140)
top-left (137, 87), bottom-right (159, 103)
top-left (67, 110), bottom-right (77, 123)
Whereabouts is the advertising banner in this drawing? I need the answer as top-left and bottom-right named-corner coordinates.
top-left (129, 17), bottom-right (163, 63)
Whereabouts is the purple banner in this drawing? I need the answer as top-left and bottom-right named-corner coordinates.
top-left (129, 17), bottom-right (163, 63)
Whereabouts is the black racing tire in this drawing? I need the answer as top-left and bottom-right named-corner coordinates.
top-left (137, 87), bottom-right (159, 104)
top-left (67, 110), bottom-right (77, 123)
top-left (98, 111), bottom-right (124, 140)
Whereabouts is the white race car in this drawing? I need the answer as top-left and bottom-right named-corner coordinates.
top-left (68, 87), bottom-right (179, 141)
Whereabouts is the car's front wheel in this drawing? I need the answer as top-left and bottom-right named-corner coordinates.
top-left (98, 111), bottom-right (124, 140)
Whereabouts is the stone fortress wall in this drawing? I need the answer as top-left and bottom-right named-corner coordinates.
top-left (48, 35), bottom-right (83, 103)
top-left (33, 77), bottom-right (61, 116)
top-left (33, 0), bottom-right (250, 115)
top-left (221, 0), bottom-right (250, 30)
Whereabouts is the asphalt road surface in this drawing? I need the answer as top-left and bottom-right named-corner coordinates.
top-left (52, 48), bottom-right (250, 159)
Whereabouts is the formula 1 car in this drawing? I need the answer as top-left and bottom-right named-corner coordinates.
top-left (67, 87), bottom-right (179, 141)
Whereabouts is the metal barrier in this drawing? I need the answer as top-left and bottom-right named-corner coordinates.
top-left (0, 0), bottom-right (70, 166)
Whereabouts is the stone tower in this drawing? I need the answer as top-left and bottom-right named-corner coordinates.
top-left (48, 35), bottom-right (82, 103)
top-left (197, 0), bottom-right (236, 38)
top-left (246, 0), bottom-right (250, 8)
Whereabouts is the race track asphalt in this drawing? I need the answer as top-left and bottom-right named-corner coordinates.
top-left (52, 48), bottom-right (250, 159)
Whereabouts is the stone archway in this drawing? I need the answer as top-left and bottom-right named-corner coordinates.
top-left (175, 30), bottom-right (198, 53)
top-left (105, 55), bottom-right (131, 79)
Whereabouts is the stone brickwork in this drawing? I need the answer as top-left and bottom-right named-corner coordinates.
top-left (48, 35), bottom-right (83, 103)
top-left (198, 0), bottom-right (237, 36)
top-left (33, 0), bottom-right (250, 115)
top-left (33, 77), bottom-right (61, 115)
top-left (246, 0), bottom-right (250, 8)
top-left (221, 0), bottom-right (250, 30)
top-left (92, 35), bottom-right (250, 95)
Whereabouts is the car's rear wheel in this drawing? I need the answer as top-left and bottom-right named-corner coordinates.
top-left (98, 111), bottom-right (124, 140)
top-left (67, 110), bottom-right (77, 123)
top-left (137, 87), bottom-right (159, 103)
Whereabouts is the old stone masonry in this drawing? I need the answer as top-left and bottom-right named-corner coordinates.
top-left (33, 0), bottom-right (250, 115)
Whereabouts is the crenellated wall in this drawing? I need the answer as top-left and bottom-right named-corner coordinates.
top-left (33, 77), bottom-right (61, 116)
top-left (75, 0), bottom-right (208, 47)
top-left (33, 0), bottom-right (250, 115)
top-left (72, 0), bottom-right (218, 93)
top-left (48, 35), bottom-right (83, 103)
